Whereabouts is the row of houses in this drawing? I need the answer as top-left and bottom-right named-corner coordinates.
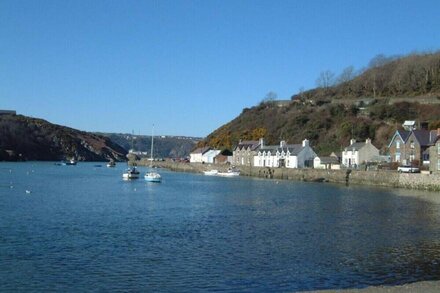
top-left (190, 137), bottom-right (380, 171)
top-left (189, 123), bottom-right (440, 174)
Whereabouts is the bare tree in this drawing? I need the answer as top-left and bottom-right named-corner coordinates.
top-left (336, 66), bottom-right (356, 84)
top-left (316, 70), bottom-right (335, 89)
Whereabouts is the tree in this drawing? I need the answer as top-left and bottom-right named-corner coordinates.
top-left (316, 70), bottom-right (335, 89)
top-left (336, 66), bottom-right (356, 84)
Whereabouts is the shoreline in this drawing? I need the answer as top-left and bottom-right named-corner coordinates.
top-left (139, 160), bottom-right (440, 192)
top-left (305, 280), bottom-right (440, 292)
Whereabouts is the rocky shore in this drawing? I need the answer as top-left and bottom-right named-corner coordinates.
top-left (137, 160), bottom-right (440, 192)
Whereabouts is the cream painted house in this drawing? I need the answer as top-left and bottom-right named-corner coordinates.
top-left (342, 138), bottom-right (379, 168)
top-left (254, 139), bottom-right (317, 168)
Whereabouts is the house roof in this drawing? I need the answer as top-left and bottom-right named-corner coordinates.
top-left (347, 142), bottom-right (366, 151)
top-left (259, 144), bottom-right (305, 156)
top-left (234, 140), bottom-right (260, 151)
top-left (191, 146), bottom-right (210, 154)
top-left (411, 130), bottom-right (439, 146)
top-left (387, 130), bottom-right (410, 148)
top-left (397, 130), bottom-right (411, 142)
top-left (317, 156), bottom-right (340, 164)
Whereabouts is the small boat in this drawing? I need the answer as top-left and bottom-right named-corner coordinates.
top-left (203, 169), bottom-right (219, 176)
top-left (144, 125), bottom-right (162, 183)
top-left (65, 159), bottom-right (77, 165)
top-left (144, 171), bottom-right (162, 183)
top-left (122, 167), bottom-right (140, 180)
top-left (218, 168), bottom-right (240, 177)
top-left (107, 160), bottom-right (116, 167)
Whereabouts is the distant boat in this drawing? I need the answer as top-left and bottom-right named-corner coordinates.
top-left (145, 125), bottom-right (162, 183)
top-left (123, 167), bottom-right (140, 180)
top-left (65, 158), bottom-right (77, 165)
top-left (217, 167), bottom-right (240, 177)
top-left (107, 160), bottom-right (116, 168)
top-left (203, 169), bottom-right (219, 176)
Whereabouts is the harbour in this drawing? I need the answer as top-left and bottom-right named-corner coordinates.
top-left (2, 162), bottom-right (440, 291)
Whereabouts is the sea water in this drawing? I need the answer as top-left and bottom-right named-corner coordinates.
top-left (1, 162), bottom-right (440, 292)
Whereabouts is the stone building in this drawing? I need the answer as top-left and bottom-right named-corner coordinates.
top-left (232, 139), bottom-right (263, 167)
top-left (388, 130), bottom-right (410, 164)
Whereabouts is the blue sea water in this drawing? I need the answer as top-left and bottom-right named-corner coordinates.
top-left (1, 162), bottom-right (440, 292)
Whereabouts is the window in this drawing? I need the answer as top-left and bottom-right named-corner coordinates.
top-left (396, 141), bottom-right (400, 149)
top-left (410, 141), bottom-right (415, 149)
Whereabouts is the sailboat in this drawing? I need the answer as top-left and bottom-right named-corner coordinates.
top-left (144, 125), bottom-right (162, 183)
top-left (122, 131), bottom-right (140, 179)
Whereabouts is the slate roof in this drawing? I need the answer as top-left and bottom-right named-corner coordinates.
top-left (259, 144), bottom-right (305, 156)
top-left (411, 130), bottom-right (439, 146)
top-left (397, 130), bottom-right (411, 142)
top-left (347, 142), bottom-right (367, 151)
top-left (235, 140), bottom-right (260, 151)
top-left (192, 146), bottom-right (210, 154)
top-left (318, 156), bottom-right (340, 164)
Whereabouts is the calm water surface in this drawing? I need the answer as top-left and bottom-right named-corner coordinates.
top-left (1, 162), bottom-right (440, 292)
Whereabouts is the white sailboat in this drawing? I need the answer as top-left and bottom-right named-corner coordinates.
top-left (145, 125), bottom-right (162, 183)
top-left (122, 131), bottom-right (140, 179)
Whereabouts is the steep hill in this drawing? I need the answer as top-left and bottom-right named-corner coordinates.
top-left (0, 115), bottom-right (127, 161)
top-left (203, 52), bottom-right (440, 155)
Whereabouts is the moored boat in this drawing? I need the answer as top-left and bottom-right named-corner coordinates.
top-left (64, 158), bottom-right (77, 165)
top-left (144, 171), bottom-right (162, 182)
top-left (217, 167), bottom-right (240, 177)
top-left (122, 167), bottom-right (140, 180)
top-left (144, 125), bottom-right (162, 183)
top-left (107, 160), bottom-right (116, 167)
top-left (203, 169), bottom-right (219, 176)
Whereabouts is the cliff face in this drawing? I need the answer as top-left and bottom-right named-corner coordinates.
top-left (0, 115), bottom-right (127, 161)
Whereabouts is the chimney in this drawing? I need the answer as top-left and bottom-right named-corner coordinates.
top-left (259, 138), bottom-right (264, 148)
top-left (350, 138), bottom-right (356, 145)
top-left (302, 139), bottom-right (309, 147)
top-left (366, 138), bottom-right (371, 144)
top-left (280, 140), bottom-right (286, 148)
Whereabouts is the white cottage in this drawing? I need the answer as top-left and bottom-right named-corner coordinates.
top-left (254, 139), bottom-right (317, 168)
top-left (202, 149), bottom-right (221, 164)
top-left (190, 147), bottom-right (211, 163)
top-left (342, 138), bottom-right (380, 168)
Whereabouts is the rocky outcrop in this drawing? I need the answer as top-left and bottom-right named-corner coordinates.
top-left (0, 115), bottom-right (127, 161)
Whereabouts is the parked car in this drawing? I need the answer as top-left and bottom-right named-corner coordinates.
top-left (397, 165), bottom-right (420, 173)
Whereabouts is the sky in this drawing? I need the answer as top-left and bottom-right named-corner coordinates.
top-left (1, 0), bottom-right (440, 137)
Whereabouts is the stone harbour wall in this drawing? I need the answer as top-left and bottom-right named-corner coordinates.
top-left (139, 160), bottom-right (440, 191)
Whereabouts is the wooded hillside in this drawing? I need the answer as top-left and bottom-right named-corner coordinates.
top-left (203, 52), bottom-right (440, 155)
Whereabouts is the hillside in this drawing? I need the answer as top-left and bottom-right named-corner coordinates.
top-left (203, 52), bottom-right (440, 155)
top-left (101, 133), bottom-right (200, 159)
top-left (0, 115), bottom-right (127, 161)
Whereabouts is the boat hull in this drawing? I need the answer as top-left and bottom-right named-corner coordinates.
top-left (145, 172), bottom-right (162, 182)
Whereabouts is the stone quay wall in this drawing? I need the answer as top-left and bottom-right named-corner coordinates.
top-left (140, 160), bottom-right (440, 191)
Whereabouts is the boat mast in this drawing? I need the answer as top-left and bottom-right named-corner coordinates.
top-left (150, 124), bottom-right (154, 162)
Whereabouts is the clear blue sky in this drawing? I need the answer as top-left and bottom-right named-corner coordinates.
top-left (1, 0), bottom-right (439, 137)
